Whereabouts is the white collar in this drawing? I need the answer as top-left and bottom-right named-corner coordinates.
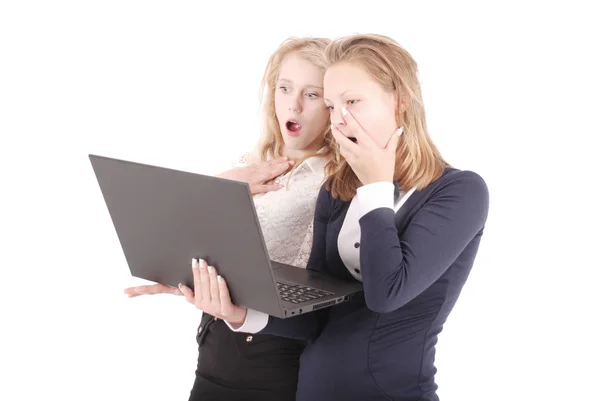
top-left (266, 147), bottom-right (328, 174)
top-left (300, 147), bottom-right (328, 173)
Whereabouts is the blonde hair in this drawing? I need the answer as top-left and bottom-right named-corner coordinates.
top-left (324, 34), bottom-right (449, 201)
top-left (252, 37), bottom-right (338, 176)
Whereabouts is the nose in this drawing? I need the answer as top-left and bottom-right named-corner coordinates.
top-left (330, 108), bottom-right (346, 128)
top-left (289, 94), bottom-right (302, 114)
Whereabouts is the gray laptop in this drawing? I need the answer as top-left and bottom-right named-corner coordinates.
top-left (89, 154), bottom-right (363, 319)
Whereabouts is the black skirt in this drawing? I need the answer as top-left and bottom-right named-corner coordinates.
top-left (188, 313), bottom-right (306, 401)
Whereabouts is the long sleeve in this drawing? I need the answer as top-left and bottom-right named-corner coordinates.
top-left (258, 310), bottom-right (329, 341)
top-left (358, 170), bottom-right (489, 313)
top-left (257, 183), bottom-right (332, 341)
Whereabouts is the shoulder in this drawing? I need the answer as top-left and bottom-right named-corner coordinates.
top-left (312, 180), bottom-right (337, 219)
top-left (432, 168), bottom-right (489, 202)
top-left (422, 167), bottom-right (490, 227)
top-left (317, 180), bottom-right (337, 203)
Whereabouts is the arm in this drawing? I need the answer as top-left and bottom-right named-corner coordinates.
top-left (357, 171), bottom-right (489, 313)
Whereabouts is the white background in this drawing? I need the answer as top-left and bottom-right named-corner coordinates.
top-left (1, 1), bottom-right (598, 400)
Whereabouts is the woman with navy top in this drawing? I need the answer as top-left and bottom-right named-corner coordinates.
top-left (180, 33), bottom-right (490, 401)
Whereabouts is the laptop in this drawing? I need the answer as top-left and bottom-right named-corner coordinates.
top-left (89, 154), bottom-right (363, 319)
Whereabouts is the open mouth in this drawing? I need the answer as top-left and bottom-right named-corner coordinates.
top-left (286, 120), bottom-right (302, 134)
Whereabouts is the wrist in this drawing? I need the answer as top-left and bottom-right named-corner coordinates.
top-left (227, 309), bottom-right (248, 328)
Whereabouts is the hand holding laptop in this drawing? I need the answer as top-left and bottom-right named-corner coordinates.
top-left (178, 258), bottom-right (248, 327)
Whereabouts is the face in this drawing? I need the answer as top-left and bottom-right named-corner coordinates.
top-left (324, 63), bottom-right (399, 148)
top-left (274, 53), bottom-right (329, 154)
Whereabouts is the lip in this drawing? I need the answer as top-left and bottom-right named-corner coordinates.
top-left (285, 119), bottom-right (302, 137)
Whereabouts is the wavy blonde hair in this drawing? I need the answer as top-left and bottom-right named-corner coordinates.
top-left (251, 37), bottom-right (338, 176)
top-left (324, 34), bottom-right (449, 201)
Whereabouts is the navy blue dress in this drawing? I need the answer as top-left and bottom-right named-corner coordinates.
top-left (259, 168), bottom-right (490, 400)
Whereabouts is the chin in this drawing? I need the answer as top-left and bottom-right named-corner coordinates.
top-left (282, 139), bottom-right (304, 150)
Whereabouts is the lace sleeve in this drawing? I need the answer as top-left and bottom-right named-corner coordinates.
top-left (291, 220), bottom-right (313, 269)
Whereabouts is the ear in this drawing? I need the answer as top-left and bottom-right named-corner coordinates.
top-left (396, 92), bottom-right (407, 113)
top-left (394, 92), bottom-right (407, 127)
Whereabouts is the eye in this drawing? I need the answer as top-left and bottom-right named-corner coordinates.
top-left (279, 86), bottom-right (290, 93)
top-left (347, 99), bottom-right (359, 105)
top-left (306, 92), bottom-right (319, 99)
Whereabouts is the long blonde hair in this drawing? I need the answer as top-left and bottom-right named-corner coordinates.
top-left (252, 37), bottom-right (338, 176)
top-left (324, 34), bottom-right (449, 201)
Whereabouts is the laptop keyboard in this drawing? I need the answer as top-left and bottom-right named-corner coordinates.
top-left (276, 282), bottom-right (333, 304)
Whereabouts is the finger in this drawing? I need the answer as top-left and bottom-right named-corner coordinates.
top-left (259, 159), bottom-right (293, 182)
top-left (124, 285), bottom-right (150, 296)
top-left (199, 259), bottom-right (211, 303)
top-left (192, 258), bottom-right (202, 299)
top-left (385, 127), bottom-right (402, 152)
top-left (251, 184), bottom-right (283, 194)
top-left (269, 156), bottom-right (288, 164)
top-left (270, 159), bottom-right (294, 177)
top-left (264, 157), bottom-right (287, 169)
top-left (124, 284), bottom-right (180, 296)
top-left (208, 265), bottom-right (220, 304)
top-left (217, 275), bottom-right (235, 316)
top-left (178, 284), bottom-right (195, 305)
top-left (341, 107), bottom-right (377, 149)
top-left (331, 126), bottom-right (358, 158)
top-left (124, 286), bottom-right (146, 296)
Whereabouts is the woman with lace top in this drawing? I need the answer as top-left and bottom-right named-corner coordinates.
top-left (125, 36), bottom-right (337, 401)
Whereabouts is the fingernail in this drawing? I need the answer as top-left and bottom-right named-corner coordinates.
top-left (192, 258), bottom-right (198, 269)
top-left (217, 275), bottom-right (223, 283)
top-left (341, 107), bottom-right (348, 116)
top-left (178, 283), bottom-right (184, 290)
top-left (199, 259), bottom-right (206, 268)
top-left (397, 127), bottom-right (404, 136)
top-left (208, 265), bottom-right (214, 274)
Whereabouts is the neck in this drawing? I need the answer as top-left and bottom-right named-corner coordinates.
top-left (282, 141), bottom-right (325, 163)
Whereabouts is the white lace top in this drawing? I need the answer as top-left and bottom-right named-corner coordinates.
top-left (235, 150), bottom-right (327, 268)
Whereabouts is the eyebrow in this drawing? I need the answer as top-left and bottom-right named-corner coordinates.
top-left (278, 78), bottom-right (323, 90)
top-left (323, 90), bottom-right (356, 102)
